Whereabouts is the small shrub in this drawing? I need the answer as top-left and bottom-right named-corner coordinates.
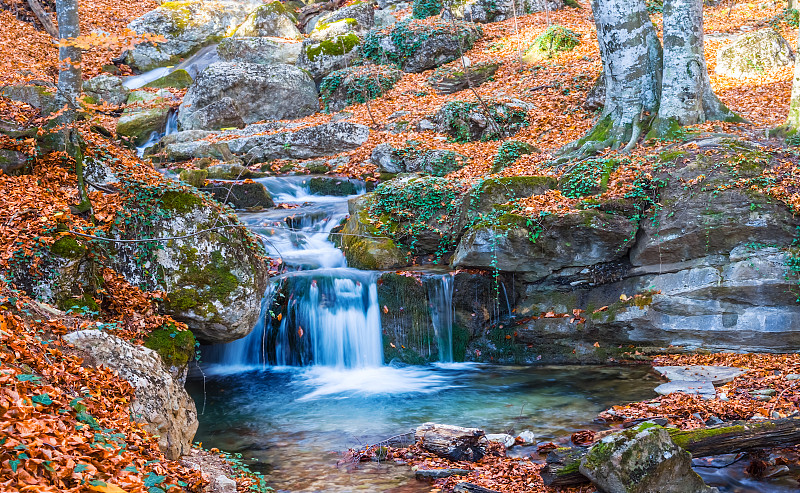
top-left (532, 25), bottom-right (581, 57)
top-left (412, 0), bottom-right (443, 19)
top-left (319, 65), bottom-right (402, 112)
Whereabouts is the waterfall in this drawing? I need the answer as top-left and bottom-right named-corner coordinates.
top-left (426, 274), bottom-right (455, 363)
top-left (136, 109), bottom-right (178, 158)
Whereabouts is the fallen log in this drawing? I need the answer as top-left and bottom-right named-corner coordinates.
top-left (415, 422), bottom-right (487, 462)
top-left (540, 415), bottom-right (800, 486)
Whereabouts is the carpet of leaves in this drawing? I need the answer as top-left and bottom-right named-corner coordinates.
top-left (598, 353), bottom-right (800, 430)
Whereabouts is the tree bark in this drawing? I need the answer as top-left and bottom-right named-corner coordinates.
top-left (540, 416), bottom-right (800, 487)
top-left (27, 0), bottom-right (59, 38)
top-left (56, 0), bottom-right (82, 118)
top-left (651, 0), bottom-right (737, 136)
top-left (557, 0), bottom-right (662, 161)
top-left (787, 27), bottom-right (800, 130)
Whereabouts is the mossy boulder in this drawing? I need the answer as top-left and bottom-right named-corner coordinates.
top-left (179, 168), bottom-right (208, 187)
top-left (371, 142), bottom-right (469, 176)
top-left (449, 0), bottom-right (564, 23)
top-left (430, 99), bottom-right (530, 142)
top-left (312, 1), bottom-right (375, 35)
top-left (460, 175), bottom-right (556, 228)
top-left (715, 28), bottom-right (794, 79)
top-left (206, 163), bottom-right (261, 180)
top-left (145, 69), bottom-right (194, 89)
top-left (363, 19), bottom-right (482, 73)
top-left (233, 1), bottom-right (303, 38)
top-left (298, 29), bottom-right (363, 81)
top-left (429, 61), bottom-right (501, 95)
top-left (125, 0), bottom-right (263, 71)
top-left (320, 64), bottom-right (402, 112)
top-left (339, 196), bottom-right (408, 270)
top-left (117, 90), bottom-right (173, 147)
top-left (580, 425), bottom-right (717, 493)
top-left (307, 176), bottom-right (358, 196)
top-left (144, 324), bottom-right (197, 373)
top-left (83, 74), bottom-right (130, 105)
top-left (108, 189), bottom-right (269, 344)
top-left (201, 181), bottom-right (275, 209)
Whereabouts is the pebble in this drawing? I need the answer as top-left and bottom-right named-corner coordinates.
top-left (516, 430), bottom-right (535, 446)
top-left (786, 374), bottom-right (800, 380)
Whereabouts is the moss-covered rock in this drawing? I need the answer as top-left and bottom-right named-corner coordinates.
top-left (144, 324), bottom-right (197, 370)
top-left (233, 1), bottom-right (302, 38)
top-left (320, 65), bottom-right (402, 112)
top-left (363, 19), bottom-right (482, 73)
top-left (460, 175), bottom-right (556, 229)
top-left (145, 69), bottom-right (194, 89)
top-left (339, 196), bottom-right (408, 270)
top-left (117, 90), bottom-right (173, 147)
top-left (491, 140), bottom-right (537, 172)
top-left (523, 24), bottom-right (581, 62)
top-left (430, 99), bottom-right (530, 142)
top-left (715, 28), bottom-right (794, 79)
top-left (201, 181), bottom-right (275, 210)
top-left (449, 0), bottom-right (565, 23)
top-left (298, 31), bottom-right (362, 81)
top-left (307, 176), bottom-right (358, 196)
top-left (429, 61), bottom-right (501, 95)
top-left (179, 168), bottom-right (208, 188)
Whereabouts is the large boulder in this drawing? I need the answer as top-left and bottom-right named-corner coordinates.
top-left (339, 196), bottom-right (408, 270)
top-left (363, 19), bottom-right (482, 73)
top-left (217, 36), bottom-right (302, 65)
top-left (371, 143), bottom-right (470, 176)
top-left (580, 425), bottom-right (718, 493)
top-left (125, 0), bottom-right (262, 72)
top-left (226, 121), bottom-right (369, 161)
top-left (108, 189), bottom-right (270, 344)
top-left (233, 1), bottom-right (303, 38)
top-left (177, 62), bottom-right (318, 131)
top-left (83, 74), bottom-right (130, 105)
top-left (312, 1), bottom-right (375, 35)
top-left (448, 0), bottom-right (563, 23)
top-left (63, 330), bottom-right (198, 460)
top-left (0, 84), bottom-right (59, 115)
top-left (453, 210), bottom-right (637, 281)
top-left (459, 176), bottom-right (556, 228)
top-left (715, 28), bottom-right (794, 78)
top-left (297, 22), bottom-right (363, 81)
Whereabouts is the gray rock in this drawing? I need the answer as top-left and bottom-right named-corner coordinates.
top-left (285, 121), bottom-right (369, 159)
top-left (178, 62), bottom-right (318, 131)
top-left (144, 69), bottom-right (194, 89)
top-left (415, 422), bottom-right (487, 462)
top-left (654, 365), bottom-right (745, 385)
top-left (516, 430), bottom-right (535, 445)
top-left (374, 9), bottom-right (398, 28)
top-left (430, 99), bottom-right (530, 142)
top-left (125, 0), bottom-right (262, 71)
top-left (364, 20), bottom-right (482, 73)
top-left (371, 143), bottom-right (402, 173)
top-left (117, 89), bottom-right (174, 147)
top-left (654, 380), bottom-right (716, 400)
top-left (63, 330), bottom-right (198, 460)
top-left (580, 426), bottom-right (719, 493)
top-left (210, 475), bottom-right (237, 493)
top-left (715, 28), bottom-right (794, 79)
top-left (0, 84), bottom-right (58, 115)
top-left (297, 26), bottom-right (363, 81)
top-left (0, 149), bottom-right (28, 175)
top-left (485, 433), bottom-right (515, 448)
top-left (314, 1), bottom-right (375, 35)
top-left (202, 181), bottom-right (274, 209)
top-left (217, 36), bottom-right (302, 65)
top-left (206, 163), bottom-right (253, 180)
top-left (83, 74), bottom-right (130, 105)
top-left (233, 1), bottom-right (302, 38)
top-left (448, 0), bottom-right (562, 23)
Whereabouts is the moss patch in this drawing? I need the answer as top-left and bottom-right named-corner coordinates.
top-left (306, 33), bottom-right (361, 62)
top-left (160, 190), bottom-right (204, 213)
top-left (51, 237), bottom-right (86, 259)
top-left (144, 324), bottom-right (197, 367)
top-left (166, 249), bottom-right (239, 317)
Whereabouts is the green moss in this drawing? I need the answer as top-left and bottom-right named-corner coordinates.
top-left (179, 168), bottom-right (208, 188)
top-left (306, 33), bottom-right (360, 62)
top-left (58, 293), bottom-right (99, 314)
top-left (166, 249), bottom-right (239, 317)
top-left (658, 149), bottom-right (685, 163)
top-left (159, 0), bottom-right (196, 35)
top-left (308, 177), bottom-right (358, 196)
top-left (559, 158), bottom-right (619, 198)
top-left (160, 190), bottom-right (204, 213)
top-left (530, 25), bottom-right (581, 58)
top-left (51, 237), bottom-right (86, 259)
top-left (480, 176), bottom-right (556, 197)
top-left (667, 425), bottom-right (746, 450)
top-left (563, 0), bottom-right (581, 7)
top-left (145, 69), bottom-right (194, 89)
top-left (144, 324), bottom-right (196, 367)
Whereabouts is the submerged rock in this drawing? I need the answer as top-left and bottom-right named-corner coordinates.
top-left (64, 330), bottom-right (198, 460)
top-left (178, 62), bottom-right (318, 130)
top-left (579, 425), bottom-right (718, 493)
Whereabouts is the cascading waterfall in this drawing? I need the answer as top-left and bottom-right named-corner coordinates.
top-left (426, 274), bottom-right (455, 363)
top-left (137, 109), bottom-right (177, 157)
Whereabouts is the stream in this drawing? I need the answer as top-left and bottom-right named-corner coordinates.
top-left (187, 176), bottom-right (797, 492)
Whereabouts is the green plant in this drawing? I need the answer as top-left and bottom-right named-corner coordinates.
top-left (437, 101), bottom-right (529, 142)
top-left (362, 19), bottom-right (481, 68)
top-left (492, 141), bottom-right (536, 172)
top-left (559, 158), bottom-right (619, 198)
top-left (319, 65), bottom-right (402, 112)
top-left (531, 25), bottom-right (581, 57)
top-left (412, 0), bottom-right (443, 18)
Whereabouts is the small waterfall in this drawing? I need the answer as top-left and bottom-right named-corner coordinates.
top-left (426, 274), bottom-right (455, 363)
top-left (137, 109), bottom-right (178, 158)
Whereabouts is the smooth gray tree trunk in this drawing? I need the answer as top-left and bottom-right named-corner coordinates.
top-left (788, 27), bottom-right (800, 129)
top-left (558, 0), bottom-right (661, 160)
top-left (56, 0), bottom-right (82, 118)
top-left (652, 0), bottom-right (736, 135)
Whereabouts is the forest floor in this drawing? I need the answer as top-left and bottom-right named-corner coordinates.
top-left (1, 0), bottom-right (800, 491)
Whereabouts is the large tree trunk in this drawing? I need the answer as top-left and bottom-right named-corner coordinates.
top-left (541, 416), bottom-right (800, 487)
top-left (558, 0), bottom-right (661, 161)
top-left (651, 0), bottom-right (737, 136)
top-left (56, 0), bottom-right (81, 117)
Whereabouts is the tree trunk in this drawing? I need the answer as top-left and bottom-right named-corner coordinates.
top-left (540, 416), bottom-right (800, 487)
top-left (558, 0), bottom-right (662, 161)
top-left (56, 0), bottom-right (82, 118)
top-left (787, 27), bottom-right (800, 130)
top-left (27, 0), bottom-right (58, 38)
top-left (651, 0), bottom-right (737, 136)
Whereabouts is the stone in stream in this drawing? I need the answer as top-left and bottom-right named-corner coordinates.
top-left (116, 89), bottom-right (174, 147)
top-left (201, 181), bottom-right (275, 210)
top-left (579, 425), bottom-right (719, 493)
top-left (485, 433), bottom-right (515, 448)
top-left (414, 468), bottom-right (471, 479)
top-left (654, 380), bottom-right (716, 400)
top-left (654, 365), bottom-right (745, 385)
top-left (415, 423), bottom-right (488, 462)
top-left (516, 430), bottom-right (535, 445)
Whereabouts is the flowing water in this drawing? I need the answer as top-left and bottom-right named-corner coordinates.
top-left (191, 176), bottom-right (796, 493)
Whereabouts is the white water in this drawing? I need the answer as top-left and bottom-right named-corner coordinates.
top-left (136, 109), bottom-right (178, 158)
top-left (123, 45), bottom-right (220, 90)
top-left (427, 273), bottom-right (454, 363)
